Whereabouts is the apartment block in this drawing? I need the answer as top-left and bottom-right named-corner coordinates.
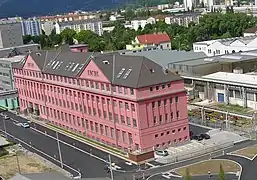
top-left (12, 46), bottom-right (189, 159)
top-left (0, 20), bottom-right (23, 48)
top-left (21, 18), bottom-right (42, 36)
top-left (55, 20), bottom-right (103, 36)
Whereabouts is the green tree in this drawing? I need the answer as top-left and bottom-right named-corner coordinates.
top-left (60, 28), bottom-right (76, 45)
top-left (23, 35), bottom-right (32, 44)
top-left (184, 168), bottom-right (192, 180)
top-left (218, 164), bottom-right (225, 180)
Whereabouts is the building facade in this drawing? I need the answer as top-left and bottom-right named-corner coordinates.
top-left (127, 33), bottom-right (172, 50)
top-left (21, 18), bottom-right (42, 36)
top-left (0, 20), bottom-right (23, 48)
top-left (193, 35), bottom-right (257, 56)
top-left (41, 21), bottom-right (55, 36)
top-left (164, 13), bottom-right (200, 27)
top-left (13, 47), bottom-right (189, 153)
top-left (0, 56), bottom-right (23, 109)
top-left (55, 20), bottom-right (103, 36)
top-left (40, 13), bottom-right (100, 23)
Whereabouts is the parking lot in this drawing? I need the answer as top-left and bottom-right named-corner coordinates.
top-left (154, 124), bottom-right (249, 164)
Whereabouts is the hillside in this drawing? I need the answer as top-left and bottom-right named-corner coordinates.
top-left (0, 0), bottom-right (129, 18)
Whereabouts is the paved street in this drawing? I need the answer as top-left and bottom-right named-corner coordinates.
top-left (146, 173), bottom-right (238, 180)
top-left (0, 112), bottom-right (140, 179)
top-left (2, 111), bottom-right (257, 180)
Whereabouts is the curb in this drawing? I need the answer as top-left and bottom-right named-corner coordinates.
top-left (24, 116), bottom-right (138, 164)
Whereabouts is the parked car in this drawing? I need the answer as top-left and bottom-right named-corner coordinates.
top-left (17, 122), bottom-right (30, 128)
top-left (155, 150), bottom-right (169, 157)
top-left (3, 115), bottom-right (10, 120)
top-left (200, 133), bottom-right (210, 139)
top-left (192, 135), bottom-right (203, 141)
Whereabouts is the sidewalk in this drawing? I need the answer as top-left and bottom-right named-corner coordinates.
top-left (13, 112), bottom-right (136, 164)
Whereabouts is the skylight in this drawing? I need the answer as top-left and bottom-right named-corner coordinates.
top-left (56, 61), bottom-right (63, 69)
top-left (52, 61), bottom-right (59, 69)
top-left (65, 62), bottom-right (72, 70)
top-left (50, 60), bottom-right (56, 67)
top-left (116, 68), bottom-right (125, 79)
top-left (72, 63), bottom-right (80, 72)
top-left (67, 62), bottom-right (75, 71)
top-left (76, 64), bottom-right (84, 73)
top-left (123, 69), bottom-right (132, 79)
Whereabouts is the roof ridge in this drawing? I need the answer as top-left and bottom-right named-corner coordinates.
top-left (136, 56), bottom-right (145, 88)
top-left (42, 51), bottom-right (48, 72)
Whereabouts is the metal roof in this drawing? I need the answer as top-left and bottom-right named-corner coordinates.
top-left (122, 49), bottom-right (207, 67)
top-left (13, 46), bottom-right (182, 88)
top-left (202, 72), bottom-right (257, 88)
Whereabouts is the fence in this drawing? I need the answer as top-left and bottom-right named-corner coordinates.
top-left (157, 140), bottom-right (234, 164)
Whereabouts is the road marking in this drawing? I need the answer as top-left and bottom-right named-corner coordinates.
top-left (125, 162), bottom-right (132, 165)
top-left (161, 174), bottom-right (171, 179)
top-left (0, 128), bottom-right (81, 178)
top-left (146, 162), bottom-right (156, 168)
top-left (29, 126), bottom-right (123, 170)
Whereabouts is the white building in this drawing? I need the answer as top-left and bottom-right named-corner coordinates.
top-left (0, 20), bottom-right (23, 48)
top-left (157, 4), bottom-right (171, 10)
top-left (41, 21), bottom-right (55, 36)
top-left (130, 17), bottom-right (156, 31)
top-left (55, 20), bottom-right (103, 36)
top-left (243, 27), bottom-right (257, 37)
top-left (193, 35), bottom-right (257, 56)
top-left (165, 13), bottom-right (200, 27)
top-left (190, 71), bottom-right (257, 110)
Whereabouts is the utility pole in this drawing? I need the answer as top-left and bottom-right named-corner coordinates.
top-left (16, 152), bottom-right (21, 174)
top-left (3, 118), bottom-right (7, 139)
top-left (56, 132), bottom-right (63, 168)
top-left (108, 154), bottom-right (114, 180)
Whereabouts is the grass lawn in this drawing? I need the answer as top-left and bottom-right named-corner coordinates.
top-left (0, 151), bottom-right (52, 179)
top-left (175, 160), bottom-right (240, 176)
top-left (215, 104), bottom-right (250, 114)
top-left (231, 144), bottom-right (257, 159)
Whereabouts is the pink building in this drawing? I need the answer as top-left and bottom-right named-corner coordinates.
top-left (12, 46), bottom-right (189, 160)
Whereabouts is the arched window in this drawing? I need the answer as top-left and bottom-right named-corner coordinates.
top-left (232, 50), bottom-right (236, 53)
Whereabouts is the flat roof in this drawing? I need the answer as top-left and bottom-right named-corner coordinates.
top-left (173, 49), bottom-right (257, 66)
top-left (123, 49), bottom-right (207, 67)
top-left (202, 72), bottom-right (257, 87)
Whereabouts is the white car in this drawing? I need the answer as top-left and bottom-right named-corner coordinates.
top-left (4, 115), bottom-right (10, 120)
top-left (17, 122), bottom-right (30, 128)
top-left (155, 150), bottom-right (169, 157)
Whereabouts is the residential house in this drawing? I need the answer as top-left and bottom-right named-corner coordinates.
top-left (126, 33), bottom-right (172, 50)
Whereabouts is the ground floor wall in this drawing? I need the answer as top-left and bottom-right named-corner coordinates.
top-left (0, 97), bottom-right (19, 110)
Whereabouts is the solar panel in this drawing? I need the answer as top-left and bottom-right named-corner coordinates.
top-left (123, 69), bottom-right (132, 79)
top-left (116, 68), bottom-right (125, 78)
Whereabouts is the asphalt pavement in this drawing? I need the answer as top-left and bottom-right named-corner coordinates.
top-left (0, 113), bottom-right (138, 179)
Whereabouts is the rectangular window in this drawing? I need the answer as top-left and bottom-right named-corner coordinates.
top-left (126, 117), bottom-right (131, 126)
top-left (118, 86), bottom-right (122, 93)
top-left (159, 115), bottom-right (162, 123)
top-left (150, 87), bottom-right (153, 91)
top-left (119, 101), bottom-right (123, 108)
top-left (152, 102), bottom-right (155, 108)
top-left (102, 111), bottom-right (106, 119)
top-left (164, 99), bottom-right (167, 105)
top-left (109, 112), bottom-right (113, 121)
top-left (124, 88), bottom-right (128, 95)
top-left (158, 100), bottom-right (161, 107)
top-left (130, 88), bottom-right (134, 95)
top-left (131, 104), bottom-right (135, 112)
top-left (176, 111), bottom-right (179, 118)
top-left (175, 96), bottom-right (178, 103)
top-left (133, 119), bottom-right (137, 127)
top-left (125, 102), bottom-right (129, 111)
top-left (121, 115), bottom-right (125, 124)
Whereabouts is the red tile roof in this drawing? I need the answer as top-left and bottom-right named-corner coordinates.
top-left (136, 34), bottom-right (171, 45)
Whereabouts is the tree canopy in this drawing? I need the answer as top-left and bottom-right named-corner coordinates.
top-left (23, 12), bottom-right (257, 51)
